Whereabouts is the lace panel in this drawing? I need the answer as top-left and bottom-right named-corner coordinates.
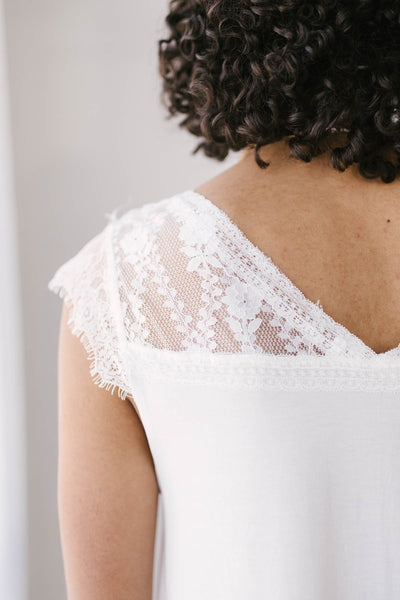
top-left (112, 193), bottom-right (341, 357)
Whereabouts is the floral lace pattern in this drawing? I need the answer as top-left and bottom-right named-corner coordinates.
top-left (48, 189), bottom-right (400, 400)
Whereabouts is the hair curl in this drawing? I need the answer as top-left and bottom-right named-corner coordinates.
top-left (158, 0), bottom-right (400, 183)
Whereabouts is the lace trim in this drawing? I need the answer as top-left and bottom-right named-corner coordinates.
top-left (48, 219), bottom-right (134, 401)
top-left (126, 340), bottom-right (400, 392)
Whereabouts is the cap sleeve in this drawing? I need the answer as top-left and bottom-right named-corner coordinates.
top-left (47, 215), bottom-right (133, 401)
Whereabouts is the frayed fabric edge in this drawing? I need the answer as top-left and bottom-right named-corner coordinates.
top-left (48, 281), bottom-right (132, 402)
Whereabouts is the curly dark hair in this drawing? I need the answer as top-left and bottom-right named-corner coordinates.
top-left (158, 0), bottom-right (400, 183)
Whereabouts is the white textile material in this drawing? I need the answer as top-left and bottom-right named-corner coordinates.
top-left (49, 189), bottom-right (400, 600)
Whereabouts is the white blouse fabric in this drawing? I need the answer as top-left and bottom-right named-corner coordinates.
top-left (48, 189), bottom-right (400, 600)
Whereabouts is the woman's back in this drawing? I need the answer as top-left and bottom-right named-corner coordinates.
top-left (49, 176), bottom-right (400, 599)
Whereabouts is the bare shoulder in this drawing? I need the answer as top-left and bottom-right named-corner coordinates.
top-left (56, 302), bottom-right (159, 599)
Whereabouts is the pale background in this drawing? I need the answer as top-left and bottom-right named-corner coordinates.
top-left (3, 1), bottom-right (236, 598)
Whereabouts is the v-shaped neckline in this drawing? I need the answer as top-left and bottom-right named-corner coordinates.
top-left (184, 188), bottom-right (400, 359)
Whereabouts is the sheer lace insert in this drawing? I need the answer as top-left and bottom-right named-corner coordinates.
top-left (48, 189), bottom-right (400, 400)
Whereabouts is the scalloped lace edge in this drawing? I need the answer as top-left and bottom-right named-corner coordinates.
top-left (49, 282), bottom-right (132, 401)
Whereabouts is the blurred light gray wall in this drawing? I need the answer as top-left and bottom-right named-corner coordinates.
top-left (3, 2), bottom-right (236, 598)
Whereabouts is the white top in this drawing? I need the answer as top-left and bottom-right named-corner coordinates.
top-left (48, 189), bottom-right (400, 600)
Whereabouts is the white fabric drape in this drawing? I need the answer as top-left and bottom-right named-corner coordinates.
top-left (0, 0), bottom-right (27, 598)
